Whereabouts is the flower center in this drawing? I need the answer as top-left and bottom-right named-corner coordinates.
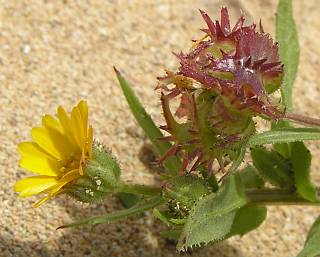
top-left (59, 153), bottom-right (82, 178)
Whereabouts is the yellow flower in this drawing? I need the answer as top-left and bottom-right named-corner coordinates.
top-left (14, 100), bottom-right (93, 207)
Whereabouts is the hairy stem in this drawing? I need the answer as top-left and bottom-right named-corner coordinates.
top-left (246, 188), bottom-right (320, 206)
top-left (117, 183), bottom-right (162, 196)
top-left (285, 112), bottom-right (320, 127)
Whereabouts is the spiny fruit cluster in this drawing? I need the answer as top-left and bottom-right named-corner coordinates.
top-left (157, 7), bottom-right (284, 176)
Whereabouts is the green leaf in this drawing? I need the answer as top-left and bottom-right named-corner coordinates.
top-left (228, 205), bottom-right (267, 237)
top-left (115, 68), bottom-right (181, 174)
top-left (247, 128), bottom-right (320, 147)
top-left (271, 121), bottom-right (292, 158)
top-left (116, 192), bottom-right (141, 208)
top-left (240, 165), bottom-right (264, 189)
top-left (297, 216), bottom-right (320, 257)
top-left (165, 176), bottom-right (210, 209)
top-left (251, 147), bottom-right (294, 188)
top-left (291, 142), bottom-right (318, 202)
top-left (153, 208), bottom-right (186, 226)
top-left (276, 0), bottom-right (299, 111)
top-left (177, 174), bottom-right (247, 251)
top-left (153, 208), bottom-right (173, 226)
top-left (270, 124), bottom-right (317, 201)
top-left (58, 195), bottom-right (163, 229)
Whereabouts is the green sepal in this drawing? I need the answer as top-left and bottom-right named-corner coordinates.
top-left (66, 144), bottom-right (121, 203)
top-left (263, 73), bottom-right (283, 94)
top-left (207, 41), bottom-right (236, 59)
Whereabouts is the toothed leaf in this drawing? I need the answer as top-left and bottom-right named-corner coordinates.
top-left (177, 174), bottom-right (247, 251)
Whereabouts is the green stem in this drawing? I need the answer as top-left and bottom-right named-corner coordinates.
top-left (117, 183), bottom-right (162, 196)
top-left (246, 188), bottom-right (320, 206)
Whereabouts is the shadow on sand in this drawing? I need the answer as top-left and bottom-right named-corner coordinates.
top-left (2, 195), bottom-right (244, 257)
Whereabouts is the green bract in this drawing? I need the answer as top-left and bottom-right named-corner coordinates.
top-left (66, 142), bottom-right (121, 203)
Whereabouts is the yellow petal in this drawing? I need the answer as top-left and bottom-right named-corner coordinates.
top-left (87, 125), bottom-right (93, 159)
top-left (32, 188), bottom-right (66, 208)
top-left (19, 156), bottom-right (61, 176)
top-left (57, 106), bottom-right (78, 149)
top-left (42, 115), bottom-right (63, 133)
top-left (57, 106), bottom-right (71, 134)
top-left (32, 127), bottom-right (74, 160)
top-left (61, 169), bottom-right (80, 181)
top-left (78, 100), bottom-right (88, 138)
top-left (70, 106), bottom-right (85, 149)
top-left (15, 176), bottom-right (59, 197)
top-left (19, 142), bottom-right (55, 160)
top-left (32, 194), bottom-right (55, 207)
top-left (32, 172), bottom-right (79, 207)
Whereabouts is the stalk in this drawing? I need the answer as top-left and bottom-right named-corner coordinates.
top-left (246, 188), bottom-right (320, 206)
top-left (117, 183), bottom-right (162, 196)
top-left (285, 112), bottom-right (320, 127)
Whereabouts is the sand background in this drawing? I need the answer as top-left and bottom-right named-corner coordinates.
top-left (1, 0), bottom-right (320, 256)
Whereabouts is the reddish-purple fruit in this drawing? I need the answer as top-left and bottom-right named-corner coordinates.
top-left (157, 7), bottom-right (284, 176)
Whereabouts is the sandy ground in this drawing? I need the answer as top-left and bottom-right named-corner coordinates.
top-left (1, 0), bottom-right (320, 256)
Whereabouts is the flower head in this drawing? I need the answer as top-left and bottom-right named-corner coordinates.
top-left (157, 7), bottom-right (285, 175)
top-left (172, 7), bottom-right (284, 118)
top-left (15, 101), bottom-right (93, 207)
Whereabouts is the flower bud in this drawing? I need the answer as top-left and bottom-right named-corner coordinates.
top-left (66, 142), bottom-right (121, 203)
